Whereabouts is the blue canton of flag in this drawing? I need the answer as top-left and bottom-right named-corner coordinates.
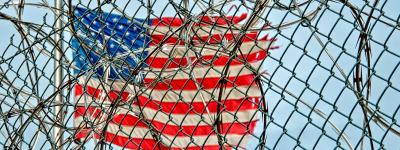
top-left (71, 6), bottom-right (150, 83)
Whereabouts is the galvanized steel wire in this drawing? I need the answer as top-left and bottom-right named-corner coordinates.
top-left (0, 0), bottom-right (399, 149)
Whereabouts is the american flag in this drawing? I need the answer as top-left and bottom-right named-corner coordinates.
top-left (72, 6), bottom-right (276, 149)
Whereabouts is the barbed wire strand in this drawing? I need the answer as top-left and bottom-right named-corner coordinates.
top-left (0, 0), bottom-right (399, 149)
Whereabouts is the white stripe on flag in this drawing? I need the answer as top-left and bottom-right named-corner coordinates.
top-left (106, 122), bottom-right (252, 148)
top-left (76, 76), bottom-right (262, 102)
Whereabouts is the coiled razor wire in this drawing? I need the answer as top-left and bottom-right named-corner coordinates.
top-left (0, 0), bottom-right (399, 149)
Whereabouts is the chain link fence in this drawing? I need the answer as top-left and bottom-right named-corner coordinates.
top-left (0, 0), bottom-right (399, 149)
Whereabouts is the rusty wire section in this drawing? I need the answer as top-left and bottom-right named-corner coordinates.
top-left (0, 0), bottom-right (399, 149)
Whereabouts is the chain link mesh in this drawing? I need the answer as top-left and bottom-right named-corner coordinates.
top-left (0, 0), bottom-right (399, 149)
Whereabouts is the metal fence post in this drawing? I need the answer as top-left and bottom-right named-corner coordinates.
top-left (54, 0), bottom-right (64, 149)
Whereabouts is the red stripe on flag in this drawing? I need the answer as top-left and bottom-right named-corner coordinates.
top-left (74, 106), bottom-right (103, 118)
top-left (75, 85), bottom-right (260, 114)
top-left (111, 114), bottom-right (148, 127)
top-left (149, 32), bottom-right (262, 46)
top-left (143, 74), bottom-right (257, 90)
top-left (74, 84), bottom-right (131, 102)
top-left (152, 13), bottom-right (247, 27)
top-left (75, 128), bottom-right (91, 139)
top-left (75, 84), bottom-right (102, 98)
top-left (138, 96), bottom-right (261, 114)
top-left (146, 50), bottom-right (267, 69)
top-left (99, 131), bottom-right (233, 150)
top-left (94, 132), bottom-right (166, 150)
top-left (147, 118), bottom-right (258, 136)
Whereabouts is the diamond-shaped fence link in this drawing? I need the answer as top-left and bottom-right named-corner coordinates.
top-left (0, 0), bottom-right (399, 149)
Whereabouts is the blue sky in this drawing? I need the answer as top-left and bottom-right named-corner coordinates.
top-left (0, 0), bottom-right (399, 149)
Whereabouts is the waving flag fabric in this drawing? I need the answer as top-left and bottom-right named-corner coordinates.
top-left (72, 6), bottom-right (276, 149)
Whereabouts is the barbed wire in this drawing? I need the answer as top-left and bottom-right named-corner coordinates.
top-left (0, 0), bottom-right (399, 149)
